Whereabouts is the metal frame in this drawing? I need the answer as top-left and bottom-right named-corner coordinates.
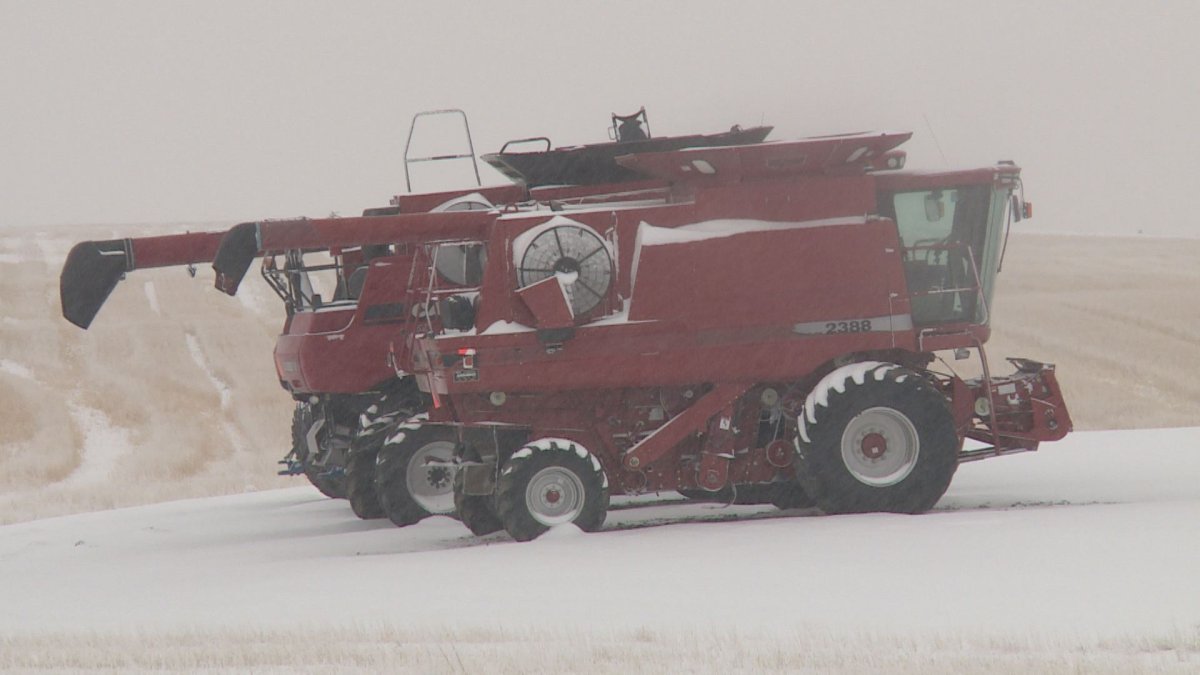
top-left (404, 109), bottom-right (482, 193)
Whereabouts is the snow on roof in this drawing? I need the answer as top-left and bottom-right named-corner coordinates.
top-left (637, 216), bottom-right (871, 247)
top-left (429, 192), bottom-right (497, 214)
top-left (479, 320), bottom-right (536, 335)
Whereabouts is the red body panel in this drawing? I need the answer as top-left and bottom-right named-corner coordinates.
top-left (627, 220), bottom-right (894, 329)
top-left (257, 212), bottom-right (495, 253)
top-left (420, 215), bottom-right (910, 397)
top-left (516, 276), bottom-right (575, 329)
top-left (614, 131), bottom-right (912, 184)
top-left (273, 255), bottom-right (415, 394)
top-left (389, 184), bottom-right (527, 213)
top-left (130, 232), bottom-right (225, 268)
top-left (274, 311), bottom-right (398, 394)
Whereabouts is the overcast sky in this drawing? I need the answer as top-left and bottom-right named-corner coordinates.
top-left (2, 1), bottom-right (1197, 235)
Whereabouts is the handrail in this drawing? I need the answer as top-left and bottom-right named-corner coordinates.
top-left (404, 109), bottom-right (482, 192)
top-left (499, 137), bottom-right (552, 154)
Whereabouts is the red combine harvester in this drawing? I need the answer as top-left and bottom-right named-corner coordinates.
top-left (384, 130), bottom-right (1071, 541)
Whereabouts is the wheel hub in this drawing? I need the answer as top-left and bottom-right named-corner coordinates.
top-left (426, 466), bottom-right (452, 490)
top-left (405, 440), bottom-right (457, 515)
top-left (860, 432), bottom-right (888, 459)
top-left (840, 407), bottom-right (920, 487)
top-left (525, 466), bottom-right (586, 526)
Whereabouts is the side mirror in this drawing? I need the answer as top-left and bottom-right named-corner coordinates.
top-left (924, 191), bottom-right (945, 222)
top-left (1010, 195), bottom-right (1033, 222)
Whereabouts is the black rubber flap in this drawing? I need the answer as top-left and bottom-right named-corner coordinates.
top-left (212, 222), bottom-right (258, 295)
top-left (60, 239), bottom-right (132, 329)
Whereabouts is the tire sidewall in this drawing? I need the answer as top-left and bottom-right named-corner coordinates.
top-left (344, 443), bottom-right (384, 519)
top-left (798, 367), bottom-right (958, 514)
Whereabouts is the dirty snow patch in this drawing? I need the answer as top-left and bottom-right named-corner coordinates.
top-left (538, 523), bottom-right (585, 539)
top-left (510, 437), bottom-right (608, 488)
top-left (184, 332), bottom-right (250, 454)
top-left (0, 360), bottom-right (35, 380)
top-left (480, 320), bottom-right (535, 335)
top-left (637, 217), bottom-right (867, 247)
top-left (33, 237), bottom-right (71, 267)
top-left (143, 282), bottom-right (161, 315)
top-left (185, 333), bottom-right (231, 410)
top-left (235, 279), bottom-right (272, 316)
top-left (384, 413), bottom-right (430, 445)
top-left (799, 361), bottom-right (897, 442)
top-left (430, 192), bottom-right (495, 213)
top-left (59, 400), bottom-right (132, 488)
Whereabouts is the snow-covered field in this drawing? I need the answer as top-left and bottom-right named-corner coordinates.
top-left (1, 225), bottom-right (1199, 671)
top-left (1, 428), bottom-right (1197, 672)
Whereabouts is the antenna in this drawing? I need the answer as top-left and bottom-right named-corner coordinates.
top-left (922, 113), bottom-right (949, 166)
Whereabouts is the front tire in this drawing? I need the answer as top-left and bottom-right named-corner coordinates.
top-left (795, 362), bottom-right (958, 514)
top-left (375, 423), bottom-right (458, 527)
top-left (346, 391), bottom-right (421, 520)
top-left (495, 439), bottom-right (609, 542)
top-left (344, 437), bottom-right (385, 520)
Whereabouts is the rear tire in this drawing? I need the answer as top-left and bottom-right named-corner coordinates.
top-left (495, 439), bottom-right (609, 542)
top-left (375, 423), bottom-right (458, 528)
top-left (769, 481), bottom-right (817, 510)
top-left (795, 362), bottom-right (958, 514)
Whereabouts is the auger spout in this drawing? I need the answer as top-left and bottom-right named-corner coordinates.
top-left (60, 230), bottom-right (225, 329)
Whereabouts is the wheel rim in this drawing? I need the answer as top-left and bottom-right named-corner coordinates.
top-left (840, 406), bottom-right (920, 487)
top-left (405, 440), bottom-right (457, 514)
top-left (524, 466), bottom-right (586, 526)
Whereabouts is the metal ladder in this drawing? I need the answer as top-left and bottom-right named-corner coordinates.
top-left (403, 109), bottom-right (482, 193)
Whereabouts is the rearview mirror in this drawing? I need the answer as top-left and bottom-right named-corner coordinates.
top-left (1010, 195), bottom-right (1033, 222)
top-left (924, 191), bottom-right (945, 221)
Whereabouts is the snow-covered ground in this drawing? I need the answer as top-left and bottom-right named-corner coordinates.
top-left (1, 428), bottom-right (1197, 672)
